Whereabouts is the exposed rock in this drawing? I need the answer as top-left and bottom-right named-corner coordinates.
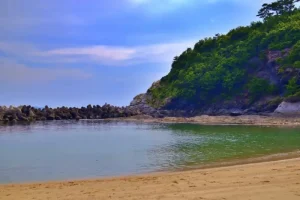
top-left (0, 106), bottom-right (5, 121)
top-left (75, 116), bottom-right (81, 120)
top-left (0, 104), bottom-right (140, 123)
top-left (275, 101), bottom-right (300, 116)
top-left (229, 109), bottom-right (243, 116)
top-left (29, 110), bottom-right (36, 118)
top-left (17, 115), bottom-right (29, 121)
top-left (46, 114), bottom-right (55, 120)
top-left (40, 117), bottom-right (47, 121)
top-left (129, 93), bottom-right (156, 115)
top-left (55, 116), bottom-right (62, 120)
top-left (127, 48), bottom-right (300, 117)
top-left (267, 48), bottom-right (290, 63)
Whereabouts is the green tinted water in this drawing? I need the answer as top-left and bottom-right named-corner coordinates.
top-left (162, 124), bottom-right (300, 167)
top-left (0, 121), bottom-right (299, 183)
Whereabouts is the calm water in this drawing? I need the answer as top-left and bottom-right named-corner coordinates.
top-left (1, 121), bottom-right (300, 183)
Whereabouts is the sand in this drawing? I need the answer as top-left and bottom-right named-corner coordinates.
top-left (1, 158), bottom-right (300, 200)
top-left (107, 115), bottom-right (300, 126)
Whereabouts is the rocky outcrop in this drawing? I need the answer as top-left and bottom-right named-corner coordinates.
top-left (0, 104), bottom-right (139, 123)
top-left (129, 93), bottom-right (192, 118)
top-left (129, 93), bottom-right (156, 115)
top-left (275, 101), bottom-right (300, 116)
top-left (129, 49), bottom-right (300, 117)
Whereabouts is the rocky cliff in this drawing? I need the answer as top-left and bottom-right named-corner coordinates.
top-left (130, 49), bottom-right (300, 116)
top-left (129, 9), bottom-right (300, 116)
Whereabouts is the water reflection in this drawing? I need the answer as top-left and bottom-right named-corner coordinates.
top-left (0, 121), bottom-right (300, 183)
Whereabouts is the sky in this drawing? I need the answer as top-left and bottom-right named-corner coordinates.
top-left (0, 0), bottom-right (274, 107)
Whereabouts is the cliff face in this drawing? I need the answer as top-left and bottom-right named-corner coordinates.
top-left (131, 49), bottom-right (299, 116)
top-left (131, 52), bottom-right (300, 116)
top-left (130, 10), bottom-right (300, 117)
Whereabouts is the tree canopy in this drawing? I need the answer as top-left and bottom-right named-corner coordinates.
top-left (257, 0), bottom-right (299, 19)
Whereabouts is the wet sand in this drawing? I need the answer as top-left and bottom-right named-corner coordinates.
top-left (112, 114), bottom-right (300, 126)
top-left (1, 158), bottom-right (300, 200)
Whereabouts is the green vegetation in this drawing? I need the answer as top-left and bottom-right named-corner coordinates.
top-left (149, 0), bottom-right (300, 107)
top-left (285, 91), bottom-right (300, 102)
top-left (286, 77), bottom-right (300, 95)
top-left (247, 78), bottom-right (277, 101)
top-left (257, 0), bottom-right (299, 19)
top-left (280, 41), bottom-right (300, 68)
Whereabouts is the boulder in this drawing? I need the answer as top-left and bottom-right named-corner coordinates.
top-left (0, 103), bottom-right (141, 122)
top-left (55, 116), bottom-right (62, 120)
top-left (274, 101), bottom-right (300, 116)
top-left (28, 110), bottom-right (36, 118)
top-left (40, 117), bottom-right (47, 121)
top-left (3, 109), bottom-right (18, 121)
top-left (47, 114), bottom-right (55, 120)
top-left (75, 116), bottom-right (81, 120)
top-left (229, 109), bottom-right (243, 116)
top-left (17, 114), bottom-right (29, 121)
top-left (0, 107), bottom-right (4, 121)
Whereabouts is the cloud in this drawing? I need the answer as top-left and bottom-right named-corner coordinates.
top-left (0, 41), bottom-right (90, 64)
top-left (0, 58), bottom-right (91, 84)
top-left (0, 39), bottom-right (197, 66)
top-left (45, 46), bottom-right (136, 62)
top-left (41, 40), bottom-right (196, 66)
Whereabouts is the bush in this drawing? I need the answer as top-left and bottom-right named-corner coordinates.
top-left (247, 77), bottom-right (278, 100)
top-left (285, 91), bottom-right (300, 103)
top-left (281, 41), bottom-right (300, 67)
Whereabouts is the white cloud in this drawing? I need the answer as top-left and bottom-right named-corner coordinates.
top-left (45, 46), bottom-right (136, 62)
top-left (0, 39), bottom-right (197, 68)
top-left (41, 40), bottom-right (197, 66)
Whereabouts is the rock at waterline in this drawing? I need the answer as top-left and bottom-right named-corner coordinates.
top-left (274, 102), bottom-right (300, 115)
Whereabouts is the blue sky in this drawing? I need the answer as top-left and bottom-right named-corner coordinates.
top-left (0, 0), bottom-right (273, 107)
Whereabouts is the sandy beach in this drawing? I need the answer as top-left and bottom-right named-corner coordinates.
top-left (1, 158), bottom-right (300, 200)
top-left (111, 115), bottom-right (300, 126)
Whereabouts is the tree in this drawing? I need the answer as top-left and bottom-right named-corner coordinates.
top-left (257, 3), bottom-right (274, 19)
top-left (257, 0), bottom-right (299, 19)
top-left (270, 1), bottom-right (283, 15)
top-left (280, 0), bottom-right (299, 13)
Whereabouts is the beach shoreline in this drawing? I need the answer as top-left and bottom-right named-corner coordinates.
top-left (3, 114), bottom-right (300, 127)
top-left (1, 157), bottom-right (300, 200)
top-left (103, 114), bottom-right (300, 126)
